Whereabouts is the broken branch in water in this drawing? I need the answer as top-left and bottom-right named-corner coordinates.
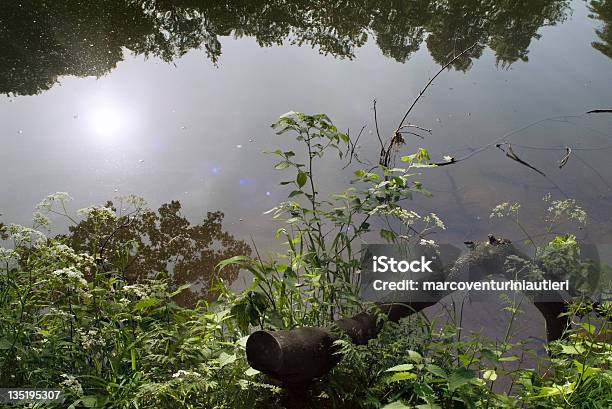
top-left (495, 143), bottom-right (546, 176)
top-left (558, 146), bottom-right (572, 169)
top-left (586, 109), bottom-right (612, 114)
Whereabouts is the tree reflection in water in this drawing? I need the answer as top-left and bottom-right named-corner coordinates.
top-left (61, 199), bottom-right (250, 307)
top-left (0, 0), bottom-right (577, 95)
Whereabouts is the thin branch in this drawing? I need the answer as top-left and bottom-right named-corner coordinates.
top-left (343, 125), bottom-right (367, 169)
top-left (373, 99), bottom-right (384, 151)
top-left (395, 42), bottom-right (478, 132)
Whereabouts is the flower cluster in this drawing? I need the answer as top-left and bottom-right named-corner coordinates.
top-left (60, 374), bottom-right (83, 396)
top-left (122, 283), bottom-right (151, 299)
top-left (52, 267), bottom-right (88, 288)
top-left (369, 204), bottom-right (421, 225)
top-left (36, 192), bottom-right (73, 211)
top-left (489, 202), bottom-right (521, 218)
top-left (544, 196), bottom-right (587, 225)
top-left (172, 369), bottom-right (202, 379)
top-left (77, 205), bottom-right (117, 221)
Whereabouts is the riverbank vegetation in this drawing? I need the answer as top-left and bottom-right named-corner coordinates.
top-left (1, 112), bottom-right (611, 408)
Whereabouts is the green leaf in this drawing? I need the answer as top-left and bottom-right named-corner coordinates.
top-left (133, 296), bottom-right (159, 312)
top-left (217, 255), bottom-right (251, 271)
top-left (388, 372), bottom-right (417, 382)
top-left (425, 364), bottom-right (447, 378)
top-left (218, 352), bottom-right (237, 368)
top-left (296, 171), bottom-right (308, 188)
top-left (560, 344), bottom-right (586, 355)
top-left (170, 283), bottom-right (191, 297)
top-left (275, 161), bottom-right (291, 170)
top-left (407, 350), bottom-right (423, 363)
top-left (580, 323), bottom-right (595, 334)
top-left (382, 402), bottom-right (410, 409)
top-left (380, 229), bottom-right (396, 243)
top-left (573, 360), bottom-right (601, 379)
top-left (0, 338), bottom-right (12, 350)
top-left (80, 396), bottom-right (98, 408)
top-left (536, 386), bottom-right (562, 397)
top-left (483, 369), bottom-right (498, 381)
top-left (245, 367), bottom-right (260, 377)
top-left (386, 364), bottom-right (414, 372)
top-left (448, 368), bottom-right (475, 392)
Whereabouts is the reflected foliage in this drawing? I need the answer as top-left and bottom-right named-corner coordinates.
top-left (0, 0), bottom-right (572, 95)
top-left (63, 200), bottom-right (250, 307)
top-left (589, 0), bottom-right (612, 59)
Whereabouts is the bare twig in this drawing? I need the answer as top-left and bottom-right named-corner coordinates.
top-left (496, 143), bottom-right (546, 176)
top-left (398, 130), bottom-right (425, 139)
top-left (586, 109), bottom-right (612, 114)
top-left (395, 42), bottom-right (478, 131)
top-left (343, 125), bottom-right (367, 169)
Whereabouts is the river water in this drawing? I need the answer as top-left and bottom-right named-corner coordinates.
top-left (1, 0), bottom-right (611, 256)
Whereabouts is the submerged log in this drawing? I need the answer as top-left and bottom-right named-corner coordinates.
top-left (246, 302), bottom-right (434, 384)
top-left (247, 327), bottom-right (340, 384)
top-left (246, 236), bottom-right (601, 384)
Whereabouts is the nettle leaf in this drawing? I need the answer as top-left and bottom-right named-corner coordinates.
top-left (560, 344), bottom-right (586, 355)
top-left (448, 368), bottom-right (476, 392)
top-left (133, 296), bottom-right (159, 312)
top-left (407, 350), bottom-right (423, 363)
top-left (380, 229), bottom-right (396, 243)
top-left (425, 364), bottom-right (447, 378)
top-left (218, 352), bottom-right (237, 368)
top-left (388, 372), bottom-right (417, 382)
top-left (275, 161), bottom-right (292, 170)
top-left (296, 171), bottom-right (308, 188)
top-left (386, 364), bottom-right (414, 372)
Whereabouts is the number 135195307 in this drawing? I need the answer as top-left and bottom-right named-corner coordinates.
top-left (0, 389), bottom-right (64, 404)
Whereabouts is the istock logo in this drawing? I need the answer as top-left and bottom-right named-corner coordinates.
top-left (372, 255), bottom-right (433, 273)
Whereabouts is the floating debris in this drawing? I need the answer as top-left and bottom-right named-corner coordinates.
top-left (558, 147), bottom-right (572, 169)
top-left (236, 144), bottom-right (242, 149)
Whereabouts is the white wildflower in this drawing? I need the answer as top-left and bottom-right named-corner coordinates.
top-left (77, 205), bottom-right (117, 221)
top-left (52, 267), bottom-right (88, 287)
top-left (419, 238), bottom-right (438, 248)
top-left (172, 369), bottom-right (201, 379)
top-left (32, 211), bottom-right (51, 229)
top-left (490, 202), bottom-right (520, 219)
top-left (60, 374), bottom-right (83, 396)
top-left (36, 192), bottom-right (73, 211)
top-left (0, 247), bottom-right (16, 262)
top-left (122, 284), bottom-right (149, 299)
top-left (7, 224), bottom-right (47, 246)
top-left (424, 213), bottom-right (446, 230)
